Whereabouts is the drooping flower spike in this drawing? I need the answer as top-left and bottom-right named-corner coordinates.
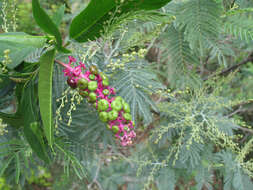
top-left (57, 56), bottom-right (136, 146)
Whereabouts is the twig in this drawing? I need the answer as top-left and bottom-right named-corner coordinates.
top-left (237, 126), bottom-right (253, 134)
top-left (227, 106), bottom-right (243, 118)
top-left (204, 52), bottom-right (253, 81)
top-left (105, 30), bottom-right (127, 63)
top-left (88, 159), bottom-right (102, 190)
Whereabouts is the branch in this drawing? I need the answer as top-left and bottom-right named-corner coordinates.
top-left (237, 126), bottom-right (253, 134)
top-left (88, 159), bottom-right (102, 190)
top-left (204, 52), bottom-right (253, 81)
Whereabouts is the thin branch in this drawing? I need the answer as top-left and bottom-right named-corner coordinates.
top-left (88, 159), bottom-right (102, 190)
top-left (227, 106), bottom-right (243, 118)
top-left (237, 126), bottom-right (253, 134)
top-left (104, 30), bottom-right (127, 63)
top-left (204, 52), bottom-right (253, 81)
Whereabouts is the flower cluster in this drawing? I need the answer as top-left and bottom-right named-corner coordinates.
top-left (59, 56), bottom-right (136, 146)
top-left (0, 118), bottom-right (8, 136)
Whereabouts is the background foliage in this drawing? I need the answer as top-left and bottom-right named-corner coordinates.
top-left (0, 0), bottom-right (253, 189)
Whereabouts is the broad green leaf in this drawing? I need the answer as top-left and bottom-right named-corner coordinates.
top-left (52, 4), bottom-right (65, 27)
top-left (24, 122), bottom-right (50, 163)
top-left (21, 82), bottom-right (50, 163)
top-left (38, 49), bottom-right (55, 147)
top-left (0, 32), bottom-right (47, 69)
top-left (69, 0), bottom-right (171, 42)
top-left (32, 0), bottom-right (69, 53)
top-left (0, 32), bottom-right (47, 47)
top-left (0, 112), bottom-right (23, 128)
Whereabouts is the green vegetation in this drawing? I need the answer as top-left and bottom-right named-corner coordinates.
top-left (0, 0), bottom-right (253, 189)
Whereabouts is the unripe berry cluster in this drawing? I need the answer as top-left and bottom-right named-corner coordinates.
top-left (60, 56), bottom-right (136, 146)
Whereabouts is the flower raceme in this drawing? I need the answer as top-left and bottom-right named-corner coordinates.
top-left (57, 56), bottom-right (136, 146)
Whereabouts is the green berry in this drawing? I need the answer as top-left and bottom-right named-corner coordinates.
top-left (102, 79), bottom-right (109, 87)
top-left (108, 110), bottom-right (118, 121)
top-left (99, 112), bottom-right (108, 122)
top-left (123, 113), bottom-right (132, 121)
top-left (88, 92), bottom-right (97, 102)
top-left (88, 81), bottom-right (98, 91)
top-left (89, 65), bottom-right (98, 75)
top-left (89, 74), bottom-right (95, 80)
top-left (112, 125), bottom-right (119, 133)
top-left (93, 102), bottom-right (97, 109)
top-left (115, 96), bottom-right (124, 103)
top-left (103, 89), bottom-right (109, 95)
top-left (77, 78), bottom-right (88, 89)
top-left (97, 99), bottom-right (109, 111)
top-left (123, 102), bottom-right (130, 113)
top-left (107, 124), bottom-right (111, 130)
top-left (79, 90), bottom-right (89, 97)
top-left (111, 100), bottom-right (122, 111)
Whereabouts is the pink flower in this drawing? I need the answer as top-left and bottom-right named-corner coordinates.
top-left (68, 56), bottom-right (76, 63)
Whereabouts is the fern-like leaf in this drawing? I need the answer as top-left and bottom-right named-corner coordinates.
top-left (224, 14), bottom-right (253, 43)
top-left (112, 61), bottom-right (164, 125)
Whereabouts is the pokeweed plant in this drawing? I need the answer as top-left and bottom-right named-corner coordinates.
top-left (0, 0), bottom-right (253, 189)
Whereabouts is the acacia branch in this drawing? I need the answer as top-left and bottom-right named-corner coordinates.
top-left (204, 52), bottom-right (253, 81)
top-left (237, 126), bottom-right (253, 134)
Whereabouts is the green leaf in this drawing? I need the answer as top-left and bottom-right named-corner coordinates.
top-left (0, 155), bottom-right (14, 176)
top-left (112, 62), bottom-right (164, 125)
top-left (21, 82), bottom-right (50, 163)
top-left (69, 0), bottom-right (171, 42)
top-left (52, 4), bottom-right (65, 27)
top-left (32, 0), bottom-right (69, 53)
top-left (55, 142), bottom-right (86, 179)
top-left (0, 32), bottom-right (47, 47)
top-left (24, 122), bottom-right (50, 163)
top-left (15, 153), bottom-right (20, 184)
top-left (157, 168), bottom-right (176, 190)
top-left (0, 32), bottom-right (47, 69)
top-left (38, 49), bottom-right (55, 147)
top-left (0, 112), bottom-right (23, 128)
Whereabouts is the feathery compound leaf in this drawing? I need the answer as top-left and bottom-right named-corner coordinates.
top-left (161, 25), bottom-right (198, 67)
top-left (15, 153), bottom-right (20, 184)
top-left (160, 25), bottom-right (199, 87)
top-left (69, 0), bottom-right (171, 42)
top-left (39, 49), bottom-right (56, 147)
top-left (224, 13), bottom-right (253, 43)
top-left (195, 163), bottom-right (213, 190)
top-left (217, 151), bottom-right (253, 190)
top-left (174, 0), bottom-right (222, 43)
top-left (157, 168), bottom-right (176, 190)
top-left (172, 0), bottom-right (232, 65)
top-left (112, 62), bottom-right (164, 125)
